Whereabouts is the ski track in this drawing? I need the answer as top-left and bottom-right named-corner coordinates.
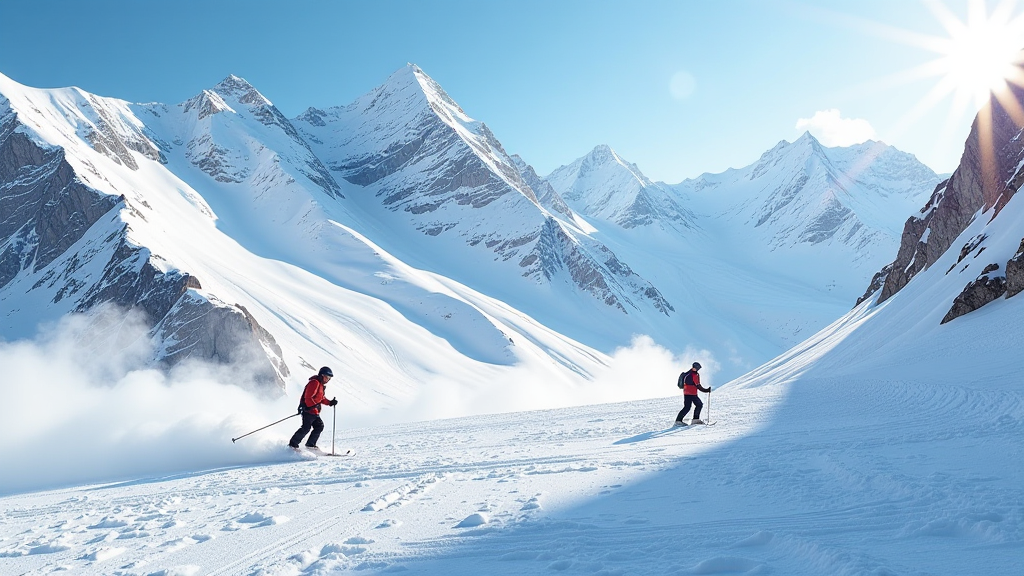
top-left (0, 381), bottom-right (1021, 575)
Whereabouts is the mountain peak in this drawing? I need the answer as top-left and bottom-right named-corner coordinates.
top-left (788, 131), bottom-right (827, 157)
top-left (211, 74), bottom-right (272, 107)
top-left (586, 144), bottom-right (618, 164)
top-left (374, 63), bottom-right (464, 116)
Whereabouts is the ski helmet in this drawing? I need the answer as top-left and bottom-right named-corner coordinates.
top-left (692, 362), bottom-right (702, 370)
top-left (319, 366), bottom-right (334, 377)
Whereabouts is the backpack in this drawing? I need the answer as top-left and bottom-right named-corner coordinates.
top-left (677, 370), bottom-right (691, 389)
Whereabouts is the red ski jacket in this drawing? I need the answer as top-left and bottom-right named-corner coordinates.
top-left (682, 370), bottom-right (703, 396)
top-left (300, 375), bottom-right (331, 415)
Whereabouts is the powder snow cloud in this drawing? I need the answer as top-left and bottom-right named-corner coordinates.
top-left (0, 307), bottom-right (712, 494)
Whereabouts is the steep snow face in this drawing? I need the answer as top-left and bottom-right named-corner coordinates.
top-left (546, 145), bottom-right (693, 230)
top-left (294, 64), bottom-right (672, 323)
top-left (135, 75), bottom-right (345, 257)
top-left (296, 64), bottom-right (537, 217)
top-left (0, 71), bottom-right (625, 405)
top-left (509, 154), bottom-right (580, 226)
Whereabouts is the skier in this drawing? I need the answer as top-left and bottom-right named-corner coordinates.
top-left (288, 366), bottom-right (338, 452)
top-left (675, 362), bottom-right (711, 425)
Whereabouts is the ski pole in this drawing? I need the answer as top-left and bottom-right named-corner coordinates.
top-left (231, 413), bottom-right (299, 443)
top-left (331, 401), bottom-right (337, 456)
top-left (707, 388), bottom-right (712, 424)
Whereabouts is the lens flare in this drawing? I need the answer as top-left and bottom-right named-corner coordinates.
top-left (923, 0), bottom-right (1024, 111)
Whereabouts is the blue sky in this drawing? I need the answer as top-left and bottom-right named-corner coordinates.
top-left (1, 1), bottom-right (1020, 181)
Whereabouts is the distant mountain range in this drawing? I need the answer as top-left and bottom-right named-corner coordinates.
top-left (2, 64), bottom-right (967, 404)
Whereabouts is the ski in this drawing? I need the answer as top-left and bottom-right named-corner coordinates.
top-left (291, 446), bottom-right (354, 458)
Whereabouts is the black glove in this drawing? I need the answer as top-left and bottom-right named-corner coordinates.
top-left (328, 398), bottom-right (338, 406)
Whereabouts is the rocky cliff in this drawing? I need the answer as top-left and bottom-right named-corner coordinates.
top-left (866, 73), bottom-right (1024, 323)
top-left (0, 82), bottom-right (287, 392)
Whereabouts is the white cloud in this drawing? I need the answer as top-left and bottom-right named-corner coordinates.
top-left (795, 109), bottom-right (876, 146)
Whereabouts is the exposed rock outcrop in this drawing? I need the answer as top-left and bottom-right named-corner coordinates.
top-left (1007, 239), bottom-right (1024, 298)
top-left (0, 111), bottom-right (121, 289)
top-left (0, 101), bottom-right (287, 393)
top-left (511, 154), bottom-right (575, 220)
top-left (156, 292), bottom-right (288, 393)
top-left (941, 264), bottom-right (1007, 324)
top-left (876, 79), bottom-right (1024, 305)
top-left (856, 263), bottom-right (892, 306)
top-left (531, 218), bottom-right (674, 315)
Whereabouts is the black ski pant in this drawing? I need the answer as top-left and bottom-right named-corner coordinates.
top-left (676, 394), bottom-right (703, 421)
top-left (289, 412), bottom-right (324, 448)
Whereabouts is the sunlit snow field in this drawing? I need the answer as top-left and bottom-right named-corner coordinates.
top-left (1, 287), bottom-right (1021, 575)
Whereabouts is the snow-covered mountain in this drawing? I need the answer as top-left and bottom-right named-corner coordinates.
top-left (536, 135), bottom-right (941, 370)
top-left (674, 132), bottom-right (940, 258)
top-left (1, 59), bottom-right (1021, 576)
top-left (0, 74), bottom-right (292, 391)
top-left (0, 62), bottom-right (950, 403)
top-left (545, 144), bottom-right (694, 230)
top-left (292, 65), bottom-right (671, 323)
top-left (0, 69), bottom-right (629, 406)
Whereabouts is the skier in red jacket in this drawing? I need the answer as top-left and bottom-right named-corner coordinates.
top-left (288, 366), bottom-right (338, 451)
top-left (675, 362), bottom-right (711, 425)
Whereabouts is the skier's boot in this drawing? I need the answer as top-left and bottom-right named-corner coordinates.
top-left (690, 419), bottom-right (705, 425)
top-left (305, 445), bottom-right (325, 455)
top-left (673, 420), bottom-right (687, 427)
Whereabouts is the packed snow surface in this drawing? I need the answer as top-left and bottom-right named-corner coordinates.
top-left (1, 287), bottom-right (1020, 575)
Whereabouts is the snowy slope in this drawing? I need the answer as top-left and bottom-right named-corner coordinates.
top-left (1, 63), bottom-right (950, 402)
top-left (0, 64), bottom-right (1021, 576)
top-left (293, 65), bottom-right (672, 330)
top-left (1, 151), bottom-right (1017, 576)
top-left (1, 283), bottom-right (1019, 575)
top-left (535, 137), bottom-right (941, 377)
top-left (0, 70), bottom-right (621, 408)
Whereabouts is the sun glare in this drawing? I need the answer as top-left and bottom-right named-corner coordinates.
top-left (927, 0), bottom-right (1024, 110)
top-left (850, 0), bottom-right (1024, 167)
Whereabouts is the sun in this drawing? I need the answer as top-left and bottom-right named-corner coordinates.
top-left (923, 0), bottom-right (1024, 112)
top-left (852, 0), bottom-right (1024, 166)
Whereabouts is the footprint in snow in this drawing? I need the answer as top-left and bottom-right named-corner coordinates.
top-left (87, 517), bottom-right (128, 529)
top-left (27, 541), bottom-right (72, 555)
